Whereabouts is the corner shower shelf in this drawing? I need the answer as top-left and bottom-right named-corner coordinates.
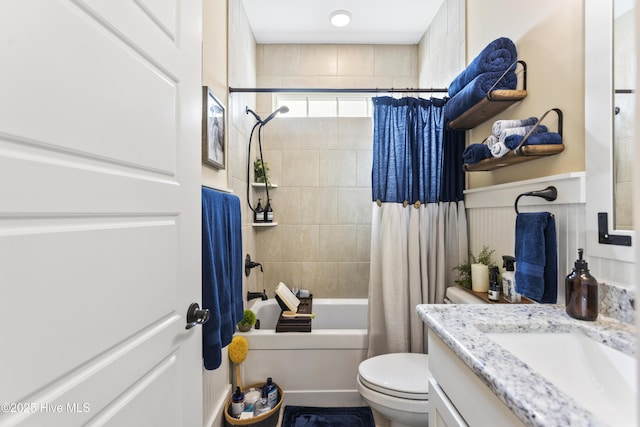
top-left (447, 90), bottom-right (528, 130)
top-left (251, 182), bottom-right (278, 188)
top-left (253, 222), bottom-right (278, 227)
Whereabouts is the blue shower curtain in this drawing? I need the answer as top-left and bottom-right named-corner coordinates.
top-left (368, 96), bottom-right (468, 356)
top-left (372, 96), bottom-right (445, 204)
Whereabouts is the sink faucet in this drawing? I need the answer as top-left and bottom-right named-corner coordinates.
top-left (247, 289), bottom-right (268, 301)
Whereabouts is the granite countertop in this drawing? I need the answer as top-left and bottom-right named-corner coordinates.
top-left (416, 304), bottom-right (637, 427)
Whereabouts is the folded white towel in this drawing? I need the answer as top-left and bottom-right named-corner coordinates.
top-left (492, 117), bottom-right (538, 136)
top-left (496, 124), bottom-right (538, 141)
top-left (490, 140), bottom-right (510, 158)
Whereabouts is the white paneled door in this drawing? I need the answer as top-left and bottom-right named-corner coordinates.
top-left (0, 1), bottom-right (203, 426)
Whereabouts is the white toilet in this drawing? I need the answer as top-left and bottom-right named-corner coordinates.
top-left (357, 286), bottom-right (485, 427)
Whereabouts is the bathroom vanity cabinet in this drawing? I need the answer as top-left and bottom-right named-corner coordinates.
top-left (428, 332), bottom-right (525, 427)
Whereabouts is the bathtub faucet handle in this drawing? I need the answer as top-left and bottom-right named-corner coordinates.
top-left (245, 254), bottom-right (263, 276)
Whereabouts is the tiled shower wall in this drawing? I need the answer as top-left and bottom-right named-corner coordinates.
top-left (254, 117), bottom-right (374, 297)
top-left (251, 44), bottom-right (418, 298)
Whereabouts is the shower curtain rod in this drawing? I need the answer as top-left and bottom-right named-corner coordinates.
top-left (229, 87), bottom-right (449, 94)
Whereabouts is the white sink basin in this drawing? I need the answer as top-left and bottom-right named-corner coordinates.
top-left (486, 331), bottom-right (637, 426)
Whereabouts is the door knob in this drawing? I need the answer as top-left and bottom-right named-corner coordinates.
top-left (185, 302), bottom-right (210, 330)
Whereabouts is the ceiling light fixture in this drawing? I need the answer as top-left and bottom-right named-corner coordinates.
top-left (329, 10), bottom-right (351, 27)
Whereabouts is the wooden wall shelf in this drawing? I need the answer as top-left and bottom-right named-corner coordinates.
top-left (464, 144), bottom-right (565, 171)
top-left (447, 90), bottom-right (528, 130)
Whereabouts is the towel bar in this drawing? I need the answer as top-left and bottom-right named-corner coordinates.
top-left (514, 186), bottom-right (557, 214)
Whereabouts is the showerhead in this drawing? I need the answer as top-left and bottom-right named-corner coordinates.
top-left (261, 105), bottom-right (289, 126)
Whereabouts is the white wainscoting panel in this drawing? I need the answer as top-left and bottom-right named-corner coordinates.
top-left (465, 172), bottom-right (634, 294)
top-left (466, 173), bottom-right (585, 303)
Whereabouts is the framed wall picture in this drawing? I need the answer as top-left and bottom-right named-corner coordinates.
top-left (202, 87), bottom-right (225, 169)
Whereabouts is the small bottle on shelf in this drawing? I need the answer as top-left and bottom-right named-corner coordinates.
top-left (264, 199), bottom-right (273, 223)
top-left (254, 199), bottom-right (264, 223)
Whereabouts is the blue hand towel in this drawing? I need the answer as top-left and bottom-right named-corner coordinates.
top-left (515, 212), bottom-right (558, 303)
top-left (504, 132), bottom-right (563, 150)
top-left (444, 71), bottom-right (518, 122)
top-left (449, 37), bottom-right (518, 97)
top-left (462, 143), bottom-right (492, 164)
top-left (202, 187), bottom-right (244, 370)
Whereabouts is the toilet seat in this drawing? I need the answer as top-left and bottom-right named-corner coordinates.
top-left (358, 353), bottom-right (430, 400)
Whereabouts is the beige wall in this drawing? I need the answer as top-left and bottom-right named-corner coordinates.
top-left (202, 0), bottom-right (255, 425)
top-left (202, 0), bottom-right (229, 190)
top-left (466, 0), bottom-right (585, 189)
top-left (251, 44), bottom-right (418, 298)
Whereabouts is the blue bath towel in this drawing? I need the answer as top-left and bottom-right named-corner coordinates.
top-left (504, 132), bottom-right (563, 150)
top-left (515, 212), bottom-right (558, 303)
top-left (448, 37), bottom-right (518, 97)
top-left (202, 187), bottom-right (244, 370)
top-left (462, 143), bottom-right (492, 164)
top-left (444, 71), bottom-right (518, 123)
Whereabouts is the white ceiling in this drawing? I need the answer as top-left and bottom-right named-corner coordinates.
top-left (241, 0), bottom-right (446, 45)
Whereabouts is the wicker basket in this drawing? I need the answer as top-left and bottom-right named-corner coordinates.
top-left (223, 383), bottom-right (283, 427)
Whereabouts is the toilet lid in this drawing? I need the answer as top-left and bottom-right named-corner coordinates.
top-left (358, 353), bottom-right (430, 400)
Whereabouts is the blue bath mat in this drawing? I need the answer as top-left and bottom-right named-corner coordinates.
top-left (282, 406), bottom-right (375, 427)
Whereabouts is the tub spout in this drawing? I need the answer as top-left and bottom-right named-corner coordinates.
top-left (247, 289), bottom-right (268, 301)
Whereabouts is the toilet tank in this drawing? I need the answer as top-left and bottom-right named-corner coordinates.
top-left (445, 286), bottom-right (487, 304)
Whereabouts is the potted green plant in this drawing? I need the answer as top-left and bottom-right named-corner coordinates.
top-left (237, 309), bottom-right (257, 332)
top-left (254, 158), bottom-right (270, 185)
top-left (452, 245), bottom-right (498, 289)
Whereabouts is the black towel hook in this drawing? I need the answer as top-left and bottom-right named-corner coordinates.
top-left (514, 186), bottom-right (558, 214)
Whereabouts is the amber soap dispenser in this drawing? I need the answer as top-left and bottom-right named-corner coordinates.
top-left (565, 248), bottom-right (598, 321)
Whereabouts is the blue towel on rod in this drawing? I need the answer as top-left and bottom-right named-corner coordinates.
top-left (515, 212), bottom-right (558, 303)
top-left (202, 187), bottom-right (243, 370)
top-left (444, 70), bottom-right (518, 123)
top-left (448, 37), bottom-right (518, 97)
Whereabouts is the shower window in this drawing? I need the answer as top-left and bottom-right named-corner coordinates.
top-left (308, 97), bottom-right (337, 116)
top-left (273, 94), bottom-right (373, 118)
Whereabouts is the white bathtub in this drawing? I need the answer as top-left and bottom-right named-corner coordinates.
top-left (237, 298), bottom-right (369, 407)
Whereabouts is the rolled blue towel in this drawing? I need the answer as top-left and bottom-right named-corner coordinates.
top-left (444, 70), bottom-right (518, 122)
top-left (449, 37), bottom-right (517, 97)
top-left (505, 132), bottom-right (563, 150)
top-left (492, 117), bottom-right (538, 136)
top-left (462, 143), bottom-right (492, 164)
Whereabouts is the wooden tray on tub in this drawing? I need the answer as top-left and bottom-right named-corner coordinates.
top-left (275, 296), bottom-right (313, 333)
